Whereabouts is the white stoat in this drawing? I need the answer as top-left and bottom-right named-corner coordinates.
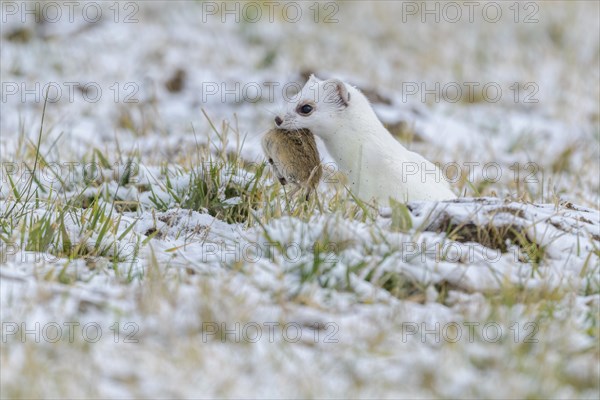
top-left (274, 75), bottom-right (456, 204)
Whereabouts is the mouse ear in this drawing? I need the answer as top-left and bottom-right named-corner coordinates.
top-left (323, 79), bottom-right (350, 108)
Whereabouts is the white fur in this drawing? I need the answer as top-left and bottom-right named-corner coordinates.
top-left (277, 75), bottom-right (456, 204)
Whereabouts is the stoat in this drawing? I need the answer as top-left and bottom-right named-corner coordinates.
top-left (262, 127), bottom-right (322, 200)
top-left (274, 75), bottom-right (456, 204)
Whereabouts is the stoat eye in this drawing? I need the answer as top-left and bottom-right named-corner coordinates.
top-left (299, 104), bottom-right (313, 115)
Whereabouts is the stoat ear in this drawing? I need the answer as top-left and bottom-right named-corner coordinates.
top-left (323, 79), bottom-right (351, 108)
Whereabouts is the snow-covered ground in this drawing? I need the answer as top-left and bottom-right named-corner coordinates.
top-left (1, 1), bottom-right (599, 398)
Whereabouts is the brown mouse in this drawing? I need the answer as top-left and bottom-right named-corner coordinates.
top-left (262, 128), bottom-right (322, 200)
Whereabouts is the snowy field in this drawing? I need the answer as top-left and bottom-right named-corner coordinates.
top-left (1, 1), bottom-right (599, 398)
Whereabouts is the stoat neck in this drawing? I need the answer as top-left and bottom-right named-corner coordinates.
top-left (320, 111), bottom-right (394, 174)
top-left (323, 110), bottom-right (397, 154)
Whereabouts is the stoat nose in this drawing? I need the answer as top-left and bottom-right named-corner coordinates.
top-left (274, 116), bottom-right (283, 126)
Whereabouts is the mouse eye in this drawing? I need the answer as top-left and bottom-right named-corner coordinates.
top-left (299, 104), bottom-right (313, 115)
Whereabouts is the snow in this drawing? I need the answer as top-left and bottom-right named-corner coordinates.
top-left (1, 1), bottom-right (599, 398)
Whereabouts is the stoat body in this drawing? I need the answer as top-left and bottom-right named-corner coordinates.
top-left (274, 75), bottom-right (456, 204)
top-left (262, 127), bottom-right (322, 199)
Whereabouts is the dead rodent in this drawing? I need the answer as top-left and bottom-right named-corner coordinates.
top-left (262, 128), bottom-right (322, 200)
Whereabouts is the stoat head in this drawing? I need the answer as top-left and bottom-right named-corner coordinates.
top-left (275, 75), bottom-right (355, 137)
